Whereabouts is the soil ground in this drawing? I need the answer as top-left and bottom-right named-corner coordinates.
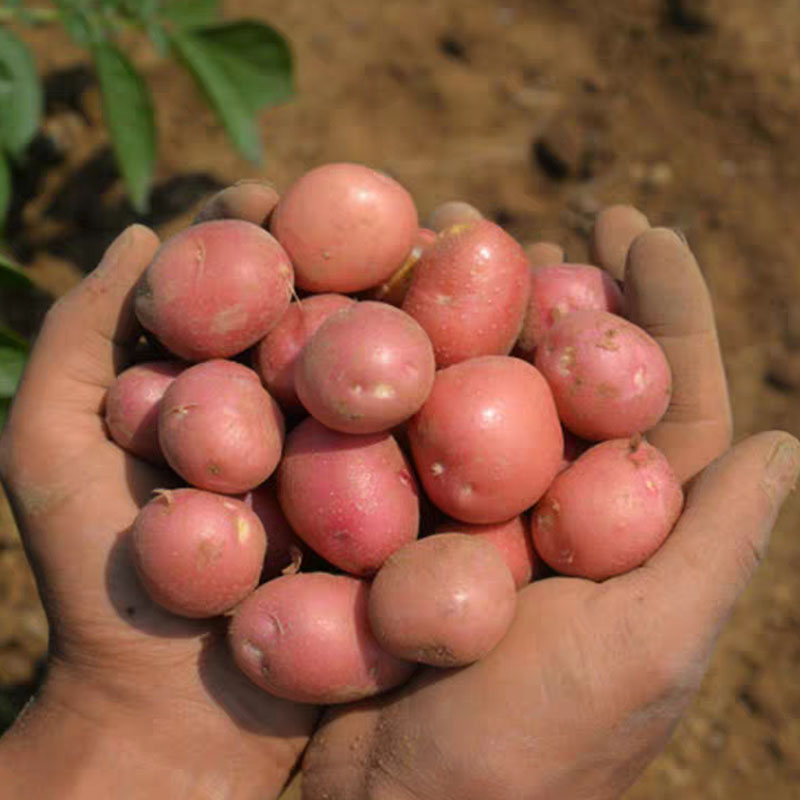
top-left (1, 1), bottom-right (799, 797)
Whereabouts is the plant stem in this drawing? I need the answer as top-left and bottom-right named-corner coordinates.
top-left (0, 7), bottom-right (60, 25)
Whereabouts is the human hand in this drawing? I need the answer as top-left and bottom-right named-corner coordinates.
top-left (299, 206), bottom-right (799, 800)
top-left (0, 182), bottom-right (316, 799)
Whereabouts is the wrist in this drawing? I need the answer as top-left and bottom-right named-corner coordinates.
top-left (0, 659), bottom-right (301, 799)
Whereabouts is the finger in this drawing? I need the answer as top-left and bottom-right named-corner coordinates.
top-left (193, 180), bottom-right (280, 226)
top-left (425, 201), bottom-right (482, 232)
top-left (625, 229), bottom-right (732, 481)
top-left (589, 205), bottom-right (650, 280)
top-left (8, 225), bottom-right (159, 429)
top-left (628, 431), bottom-right (799, 645)
top-left (524, 242), bottom-right (565, 267)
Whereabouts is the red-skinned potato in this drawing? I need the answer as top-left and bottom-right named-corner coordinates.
top-left (402, 219), bottom-right (530, 367)
top-left (516, 263), bottom-right (624, 360)
top-left (408, 356), bottom-right (563, 524)
top-left (104, 360), bottom-right (185, 464)
top-left (253, 293), bottom-right (355, 412)
top-left (131, 488), bottom-right (266, 618)
top-left (135, 220), bottom-right (294, 360)
top-left (159, 360), bottom-right (284, 494)
top-left (295, 301), bottom-right (436, 434)
top-left (436, 515), bottom-right (537, 589)
top-left (531, 437), bottom-right (683, 580)
top-left (242, 482), bottom-right (304, 580)
top-left (535, 310), bottom-right (672, 441)
top-left (271, 163), bottom-right (418, 293)
top-left (278, 418), bottom-right (420, 575)
top-left (229, 573), bottom-right (415, 704)
top-left (368, 534), bottom-right (517, 667)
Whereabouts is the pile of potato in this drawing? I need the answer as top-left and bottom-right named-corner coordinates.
top-left (106, 163), bottom-right (682, 704)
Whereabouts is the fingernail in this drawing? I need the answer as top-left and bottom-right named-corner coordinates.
top-left (233, 178), bottom-right (278, 191)
top-left (763, 436), bottom-right (800, 504)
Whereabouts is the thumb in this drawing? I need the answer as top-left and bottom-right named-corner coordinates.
top-left (627, 431), bottom-right (799, 639)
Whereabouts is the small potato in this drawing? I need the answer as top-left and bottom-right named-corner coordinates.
top-left (104, 361), bottom-right (185, 464)
top-left (135, 220), bottom-right (294, 360)
top-left (243, 482), bottom-right (305, 580)
top-left (368, 534), bottom-right (517, 667)
top-left (295, 301), bottom-right (436, 434)
top-left (531, 437), bottom-right (683, 580)
top-left (402, 219), bottom-right (530, 367)
top-left (229, 573), bottom-right (414, 704)
top-left (132, 488), bottom-right (266, 618)
top-left (436, 516), bottom-right (537, 589)
top-left (535, 310), bottom-right (672, 441)
top-left (408, 356), bottom-right (563, 524)
top-left (516, 263), bottom-right (624, 360)
top-left (278, 418), bottom-right (419, 575)
top-left (369, 228), bottom-right (437, 306)
top-left (271, 163), bottom-right (419, 292)
top-left (253, 293), bottom-right (355, 412)
top-left (159, 360), bottom-right (284, 494)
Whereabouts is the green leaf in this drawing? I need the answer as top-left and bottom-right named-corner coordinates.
top-left (0, 329), bottom-right (28, 398)
top-left (169, 21), bottom-right (293, 164)
top-left (92, 43), bottom-right (156, 213)
top-left (0, 153), bottom-right (9, 230)
top-left (54, 3), bottom-right (94, 46)
top-left (0, 251), bottom-right (33, 289)
top-left (161, 0), bottom-right (219, 29)
top-left (170, 29), bottom-right (262, 164)
top-left (0, 324), bottom-right (27, 350)
top-left (0, 28), bottom-right (43, 158)
top-left (186, 21), bottom-right (293, 113)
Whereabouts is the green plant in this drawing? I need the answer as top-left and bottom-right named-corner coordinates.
top-left (0, 1), bottom-right (294, 422)
top-left (0, 0), bottom-right (294, 218)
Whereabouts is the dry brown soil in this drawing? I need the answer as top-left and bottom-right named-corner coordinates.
top-left (1, 1), bottom-right (799, 797)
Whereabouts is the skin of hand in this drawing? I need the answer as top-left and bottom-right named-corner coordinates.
top-left (297, 206), bottom-right (800, 800)
top-left (0, 181), bottom-right (317, 800)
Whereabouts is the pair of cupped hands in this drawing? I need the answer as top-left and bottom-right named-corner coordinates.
top-left (0, 180), bottom-right (796, 800)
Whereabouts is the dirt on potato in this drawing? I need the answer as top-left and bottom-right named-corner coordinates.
top-left (2, 1), bottom-right (799, 796)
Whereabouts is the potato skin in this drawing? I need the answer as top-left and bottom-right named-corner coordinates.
top-left (253, 293), bottom-right (355, 412)
top-left (516, 263), bottom-right (624, 360)
top-left (436, 515), bottom-right (537, 589)
top-left (535, 310), bottom-right (672, 441)
top-left (295, 301), bottom-right (436, 434)
top-left (531, 437), bottom-right (683, 580)
top-left (132, 488), bottom-right (266, 618)
top-left (368, 534), bottom-right (517, 667)
top-left (402, 219), bottom-right (530, 367)
top-left (229, 573), bottom-right (414, 704)
top-left (104, 361), bottom-right (185, 464)
top-left (278, 418), bottom-right (419, 575)
top-left (271, 163), bottom-right (418, 293)
top-left (408, 356), bottom-right (563, 524)
top-left (159, 360), bottom-right (284, 494)
top-left (135, 220), bottom-right (294, 361)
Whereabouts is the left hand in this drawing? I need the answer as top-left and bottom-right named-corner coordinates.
top-left (0, 181), bottom-right (316, 799)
